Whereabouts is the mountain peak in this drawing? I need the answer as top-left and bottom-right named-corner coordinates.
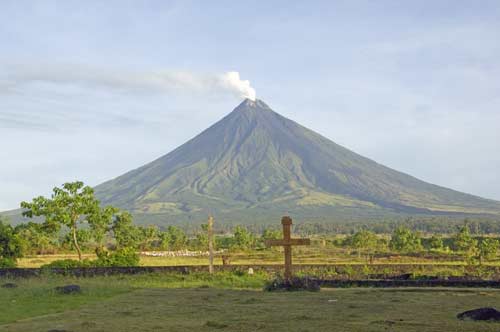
top-left (237, 98), bottom-right (271, 110)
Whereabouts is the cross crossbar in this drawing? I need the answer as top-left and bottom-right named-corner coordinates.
top-left (265, 238), bottom-right (311, 247)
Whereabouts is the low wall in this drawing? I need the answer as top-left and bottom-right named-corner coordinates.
top-left (1, 264), bottom-right (500, 280)
top-left (318, 279), bottom-right (500, 288)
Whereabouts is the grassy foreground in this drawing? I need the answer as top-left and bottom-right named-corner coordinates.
top-left (1, 273), bottom-right (500, 331)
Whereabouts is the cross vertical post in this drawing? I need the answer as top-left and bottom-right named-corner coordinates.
top-left (282, 216), bottom-right (293, 280)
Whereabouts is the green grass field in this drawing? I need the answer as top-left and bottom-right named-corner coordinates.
top-left (1, 274), bottom-right (500, 331)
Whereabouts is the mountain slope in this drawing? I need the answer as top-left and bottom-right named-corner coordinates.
top-left (94, 99), bottom-right (500, 223)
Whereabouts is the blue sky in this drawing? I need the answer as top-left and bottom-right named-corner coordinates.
top-left (1, 1), bottom-right (500, 210)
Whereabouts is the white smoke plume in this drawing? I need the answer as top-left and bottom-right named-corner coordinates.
top-left (220, 71), bottom-right (256, 101)
top-left (0, 64), bottom-right (256, 100)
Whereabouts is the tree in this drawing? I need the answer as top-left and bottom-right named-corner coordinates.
top-left (62, 229), bottom-right (92, 252)
top-left (453, 223), bottom-right (478, 263)
top-left (389, 226), bottom-right (422, 252)
top-left (478, 238), bottom-right (499, 264)
top-left (165, 226), bottom-right (187, 250)
top-left (88, 205), bottom-right (119, 250)
top-left (428, 234), bottom-right (444, 251)
top-left (262, 228), bottom-right (282, 241)
top-left (0, 220), bottom-right (23, 267)
top-left (21, 181), bottom-right (118, 261)
top-left (345, 230), bottom-right (378, 261)
top-left (112, 212), bottom-right (141, 249)
top-left (193, 224), bottom-right (209, 251)
top-left (231, 226), bottom-right (255, 250)
top-left (15, 222), bottom-right (57, 255)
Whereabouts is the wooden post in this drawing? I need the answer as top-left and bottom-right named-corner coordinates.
top-left (265, 216), bottom-right (310, 281)
top-left (208, 216), bottom-right (214, 274)
top-left (282, 216), bottom-right (293, 280)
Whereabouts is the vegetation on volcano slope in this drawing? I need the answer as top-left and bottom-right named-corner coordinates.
top-left (93, 99), bottom-right (500, 224)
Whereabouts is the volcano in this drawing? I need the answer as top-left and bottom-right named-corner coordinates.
top-left (94, 99), bottom-right (500, 224)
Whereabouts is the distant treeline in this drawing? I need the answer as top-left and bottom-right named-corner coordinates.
top-left (173, 216), bottom-right (500, 236)
top-left (293, 217), bottom-right (500, 235)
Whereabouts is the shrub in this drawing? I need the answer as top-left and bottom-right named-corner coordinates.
top-left (0, 221), bottom-right (23, 266)
top-left (41, 259), bottom-right (94, 269)
top-left (41, 248), bottom-right (139, 269)
top-left (95, 247), bottom-right (139, 267)
top-left (0, 257), bottom-right (16, 268)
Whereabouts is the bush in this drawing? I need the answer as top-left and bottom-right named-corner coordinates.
top-left (41, 259), bottom-right (94, 269)
top-left (0, 257), bottom-right (16, 268)
top-left (264, 276), bottom-right (320, 292)
top-left (95, 247), bottom-right (139, 267)
top-left (41, 248), bottom-right (139, 269)
top-left (0, 221), bottom-right (23, 265)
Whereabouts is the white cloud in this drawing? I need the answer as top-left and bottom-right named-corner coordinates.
top-left (1, 64), bottom-right (256, 100)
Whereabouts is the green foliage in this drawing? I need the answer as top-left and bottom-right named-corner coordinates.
top-left (192, 224), bottom-right (209, 250)
top-left (345, 230), bottom-right (378, 250)
top-left (452, 223), bottom-right (478, 263)
top-left (14, 222), bottom-right (58, 255)
top-left (62, 229), bottom-right (92, 251)
top-left (112, 212), bottom-right (142, 249)
top-left (0, 220), bottom-right (23, 265)
top-left (164, 226), bottom-right (188, 250)
top-left (87, 205), bottom-right (119, 248)
top-left (231, 226), bottom-right (255, 250)
top-left (261, 228), bottom-right (282, 241)
top-left (343, 230), bottom-right (380, 262)
top-left (41, 259), bottom-right (94, 269)
top-left (389, 226), bottom-right (422, 253)
top-left (21, 181), bottom-right (122, 260)
top-left (453, 224), bottom-right (476, 251)
top-left (428, 234), bottom-right (444, 251)
top-left (0, 257), bottom-right (16, 268)
top-left (478, 238), bottom-right (498, 262)
top-left (95, 247), bottom-right (140, 267)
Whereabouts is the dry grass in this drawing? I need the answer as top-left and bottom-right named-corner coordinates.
top-left (16, 246), bottom-right (500, 268)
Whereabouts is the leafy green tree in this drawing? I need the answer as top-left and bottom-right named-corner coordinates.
top-left (0, 220), bottom-right (23, 267)
top-left (62, 229), bottom-right (93, 252)
top-left (88, 205), bottom-right (119, 250)
top-left (112, 212), bottom-right (141, 249)
top-left (231, 226), bottom-right (255, 250)
top-left (262, 228), bottom-right (282, 241)
top-left (389, 226), bottom-right (422, 252)
top-left (165, 226), bottom-right (187, 250)
top-left (21, 181), bottom-right (118, 261)
top-left (142, 226), bottom-right (160, 250)
top-left (428, 234), bottom-right (444, 251)
top-left (14, 222), bottom-right (57, 255)
top-left (345, 230), bottom-right (378, 261)
top-left (453, 224), bottom-right (478, 263)
top-left (478, 238), bottom-right (499, 263)
top-left (192, 224), bottom-right (209, 251)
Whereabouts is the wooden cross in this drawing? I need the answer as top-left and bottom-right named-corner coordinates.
top-left (265, 216), bottom-right (310, 280)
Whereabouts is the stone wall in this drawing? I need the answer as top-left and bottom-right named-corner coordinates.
top-left (1, 264), bottom-right (500, 280)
